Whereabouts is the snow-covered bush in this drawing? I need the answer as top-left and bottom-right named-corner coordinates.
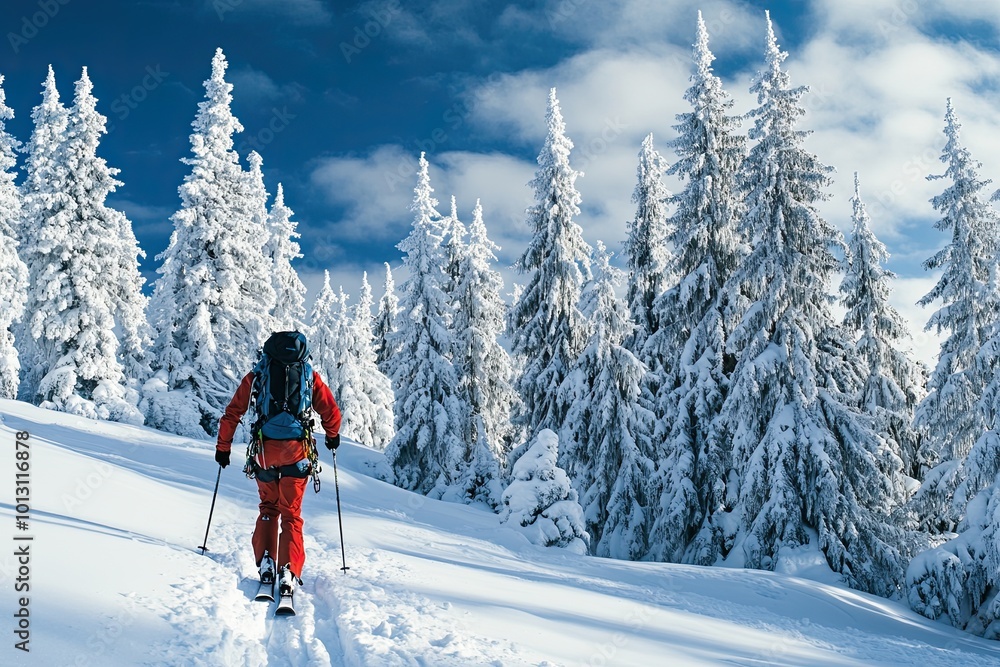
top-left (907, 484), bottom-right (1000, 637)
top-left (499, 429), bottom-right (589, 553)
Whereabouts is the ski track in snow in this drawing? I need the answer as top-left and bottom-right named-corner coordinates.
top-left (136, 517), bottom-right (346, 667)
top-left (308, 535), bottom-right (521, 666)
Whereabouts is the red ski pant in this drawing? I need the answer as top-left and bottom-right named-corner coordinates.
top-left (252, 474), bottom-right (308, 578)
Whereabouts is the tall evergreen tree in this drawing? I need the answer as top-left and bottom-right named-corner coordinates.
top-left (267, 183), bottom-right (307, 331)
top-left (906, 100), bottom-right (1000, 531)
top-left (18, 65), bottom-right (69, 398)
top-left (20, 68), bottom-right (148, 422)
top-left (623, 133), bottom-right (671, 355)
top-left (308, 271), bottom-right (341, 390)
top-left (559, 242), bottom-right (654, 559)
top-left (384, 154), bottom-right (465, 494)
top-left (452, 200), bottom-right (518, 505)
top-left (442, 194), bottom-right (466, 299)
top-left (0, 75), bottom-right (27, 399)
top-left (645, 13), bottom-right (748, 566)
top-left (341, 272), bottom-right (395, 450)
top-left (510, 88), bottom-right (592, 441)
top-left (147, 49), bottom-right (276, 435)
top-left (322, 286), bottom-right (352, 403)
top-left (718, 14), bottom-right (906, 597)
top-left (840, 173), bottom-right (925, 482)
top-left (374, 262), bottom-right (399, 375)
top-left (910, 219), bottom-right (1000, 632)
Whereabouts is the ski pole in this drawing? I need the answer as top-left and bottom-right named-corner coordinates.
top-left (332, 451), bottom-right (350, 573)
top-left (198, 465), bottom-right (222, 555)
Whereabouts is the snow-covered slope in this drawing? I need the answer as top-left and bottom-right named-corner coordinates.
top-left (2, 398), bottom-right (999, 667)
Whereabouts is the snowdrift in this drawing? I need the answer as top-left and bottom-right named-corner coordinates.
top-left (1, 398), bottom-right (999, 666)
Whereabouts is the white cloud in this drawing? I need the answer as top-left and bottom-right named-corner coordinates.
top-left (309, 144), bottom-right (421, 244)
top-left (229, 67), bottom-right (306, 109)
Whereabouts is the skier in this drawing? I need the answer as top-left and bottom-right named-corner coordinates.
top-left (215, 331), bottom-right (342, 610)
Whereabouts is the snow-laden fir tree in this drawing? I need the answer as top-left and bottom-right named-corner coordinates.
top-left (499, 428), bottom-right (589, 553)
top-left (509, 88), bottom-right (592, 440)
top-left (374, 262), bottom-right (399, 375)
top-left (908, 239), bottom-right (1000, 635)
top-left (0, 75), bottom-right (27, 399)
top-left (718, 14), bottom-right (907, 597)
top-left (17, 65), bottom-right (69, 398)
top-left (644, 13), bottom-right (748, 566)
top-left (146, 49), bottom-right (277, 436)
top-left (451, 199), bottom-right (518, 506)
top-left (906, 479), bottom-right (1000, 637)
top-left (266, 183), bottom-right (307, 332)
top-left (840, 173), bottom-right (925, 484)
top-left (623, 133), bottom-right (671, 355)
top-left (442, 195), bottom-right (466, 298)
top-left (384, 153), bottom-right (465, 495)
top-left (308, 271), bottom-right (341, 390)
top-left (320, 286), bottom-right (351, 403)
top-left (339, 272), bottom-right (395, 450)
top-left (19, 68), bottom-right (149, 423)
top-left (905, 99), bottom-right (1000, 533)
top-left (244, 149), bottom-right (269, 236)
top-left (559, 242), bottom-right (654, 559)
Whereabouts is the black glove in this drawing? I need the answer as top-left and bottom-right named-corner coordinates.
top-left (215, 449), bottom-right (231, 468)
top-left (326, 434), bottom-right (340, 451)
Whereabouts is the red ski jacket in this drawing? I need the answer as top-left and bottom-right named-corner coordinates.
top-left (216, 371), bottom-right (342, 469)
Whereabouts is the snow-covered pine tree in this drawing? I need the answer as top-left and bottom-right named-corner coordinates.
top-left (559, 242), bottom-right (654, 559)
top-left (499, 428), bottom-right (589, 553)
top-left (906, 99), bottom-right (1000, 533)
top-left (374, 262), bottom-right (399, 375)
top-left (17, 65), bottom-right (69, 399)
top-left (718, 14), bottom-right (907, 597)
top-left (308, 271), bottom-right (341, 391)
top-left (0, 75), bottom-right (27, 399)
top-left (644, 12), bottom-right (748, 567)
top-left (20, 68), bottom-right (149, 423)
top-left (840, 173), bottom-right (925, 484)
top-left (384, 153), bottom-right (465, 495)
top-left (451, 199), bottom-right (518, 506)
top-left (510, 88), bottom-right (592, 441)
top-left (341, 272), bottom-right (395, 450)
top-left (908, 238), bottom-right (1000, 636)
top-left (266, 183), bottom-right (307, 332)
top-left (146, 49), bottom-right (277, 436)
top-left (623, 133), bottom-right (671, 356)
top-left (323, 286), bottom-right (351, 404)
top-left (442, 194), bottom-right (466, 298)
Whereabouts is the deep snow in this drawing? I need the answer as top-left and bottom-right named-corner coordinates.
top-left (2, 398), bottom-right (999, 666)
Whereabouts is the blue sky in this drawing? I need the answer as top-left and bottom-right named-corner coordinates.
top-left (3, 0), bottom-right (1000, 366)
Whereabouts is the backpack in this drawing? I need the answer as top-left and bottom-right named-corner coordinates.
top-left (251, 331), bottom-right (314, 441)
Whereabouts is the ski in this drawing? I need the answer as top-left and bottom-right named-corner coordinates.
top-left (275, 592), bottom-right (295, 616)
top-left (254, 578), bottom-right (274, 603)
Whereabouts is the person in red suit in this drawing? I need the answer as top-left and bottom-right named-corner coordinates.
top-left (215, 333), bottom-right (342, 590)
